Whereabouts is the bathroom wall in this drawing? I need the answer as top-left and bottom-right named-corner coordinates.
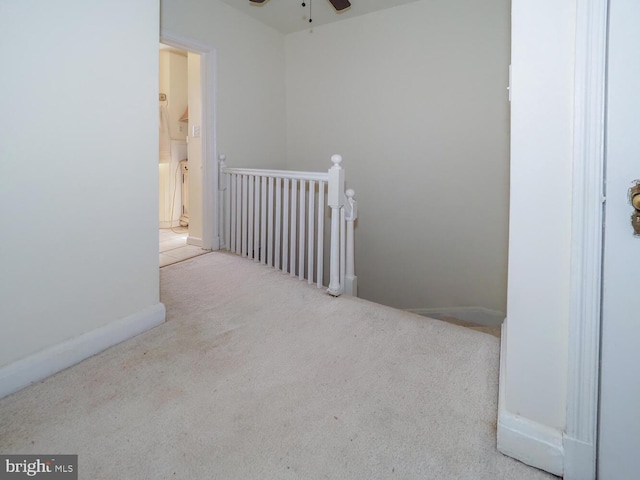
top-left (159, 49), bottom-right (188, 141)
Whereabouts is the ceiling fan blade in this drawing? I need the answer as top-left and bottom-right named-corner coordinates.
top-left (249, 0), bottom-right (267, 3)
top-left (328, 0), bottom-right (351, 11)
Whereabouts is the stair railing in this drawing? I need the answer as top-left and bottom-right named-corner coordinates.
top-left (218, 154), bottom-right (357, 297)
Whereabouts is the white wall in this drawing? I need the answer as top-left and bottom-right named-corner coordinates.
top-left (504, 0), bottom-right (575, 430)
top-left (0, 0), bottom-right (161, 367)
top-left (285, 0), bottom-right (510, 312)
top-left (497, 0), bottom-right (577, 475)
top-left (161, 0), bottom-right (286, 169)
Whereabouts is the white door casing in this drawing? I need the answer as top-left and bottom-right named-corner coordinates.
top-left (160, 31), bottom-right (219, 251)
top-left (598, 0), bottom-right (640, 477)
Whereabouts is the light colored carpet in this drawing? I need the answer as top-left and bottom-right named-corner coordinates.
top-left (438, 317), bottom-right (502, 339)
top-left (0, 252), bottom-right (555, 479)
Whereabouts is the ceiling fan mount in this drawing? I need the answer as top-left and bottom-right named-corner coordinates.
top-left (249, 0), bottom-right (352, 13)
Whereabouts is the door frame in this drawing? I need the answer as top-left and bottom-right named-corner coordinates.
top-left (564, 0), bottom-right (608, 478)
top-left (159, 31), bottom-right (219, 251)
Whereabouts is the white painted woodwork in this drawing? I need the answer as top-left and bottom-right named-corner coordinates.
top-left (248, 175), bottom-right (254, 259)
top-left (308, 181), bottom-right (316, 285)
top-left (254, 176), bottom-right (260, 262)
top-left (598, 1), bottom-right (640, 477)
top-left (345, 189), bottom-right (358, 296)
top-left (242, 175), bottom-right (248, 257)
top-left (275, 177), bottom-right (282, 270)
top-left (299, 180), bottom-right (306, 280)
top-left (230, 174), bottom-right (237, 253)
top-left (219, 155), bottom-right (357, 297)
top-left (317, 182), bottom-right (325, 288)
top-left (290, 178), bottom-right (297, 276)
top-left (564, 1), bottom-right (607, 478)
top-left (261, 176), bottom-right (267, 264)
top-left (283, 178), bottom-right (290, 272)
top-left (235, 174), bottom-right (241, 254)
top-left (268, 177), bottom-right (274, 266)
top-left (327, 155), bottom-right (345, 296)
top-left (340, 209), bottom-right (346, 289)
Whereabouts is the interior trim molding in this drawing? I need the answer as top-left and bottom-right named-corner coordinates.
top-left (187, 235), bottom-right (203, 247)
top-left (498, 410), bottom-right (565, 476)
top-left (565, 1), bottom-right (608, 478)
top-left (0, 303), bottom-right (166, 400)
top-left (160, 30), bottom-right (219, 252)
top-left (497, 319), bottom-right (564, 476)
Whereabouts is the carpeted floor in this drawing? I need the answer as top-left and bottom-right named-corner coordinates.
top-left (0, 252), bottom-right (556, 479)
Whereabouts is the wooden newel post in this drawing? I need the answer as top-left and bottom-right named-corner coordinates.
top-left (327, 154), bottom-right (344, 296)
top-left (344, 189), bottom-right (358, 296)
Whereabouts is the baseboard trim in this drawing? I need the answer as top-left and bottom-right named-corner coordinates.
top-left (497, 410), bottom-right (564, 476)
top-left (187, 235), bottom-right (203, 247)
top-left (406, 306), bottom-right (505, 327)
top-left (0, 303), bottom-right (166, 399)
top-left (497, 319), bottom-right (564, 476)
top-left (563, 435), bottom-right (596, 480)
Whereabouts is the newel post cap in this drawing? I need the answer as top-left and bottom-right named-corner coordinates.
top-left (331, 154), bottom-right (343, 167)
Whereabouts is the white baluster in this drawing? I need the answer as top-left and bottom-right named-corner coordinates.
top-left (268, 176), bottom-right (274, 266)
top-left (230, 173), bottom-right (236, 253)
top-left (235, 174), bottom-right (242, 254)
top-left (283, 178), bottom-right (289, 273)
top-left (275, 177), bottom-right (282, 270)
top-left (290, 178), bottom-right (297, 276)
top-left (242, 174), bottom-right (248, 257)
top-left (344, 189), bottom-right (358, 296)
top-left (260, 176), bottom-right (267, 264)
top-left (317, 181), bottom-right (325, 288)
top-left (220, 156), bottom-right (231, 251)
top-left (308, 180), bottom-right (315, 285)
top-left (254, 175), bottom-right (260, 262)
top-left (248, 175), bottom-right (254, 259)
top-left (340, 207), bottom-right (346, 289)
top-left (299, 179), bottom-right (306, 280)
top-left (327, 155), bottom-right (344, 296)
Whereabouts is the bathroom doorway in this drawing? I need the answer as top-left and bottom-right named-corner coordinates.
top-left (158, 41), bottom-right (213, 267)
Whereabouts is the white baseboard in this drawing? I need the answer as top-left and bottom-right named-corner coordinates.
top-left (563, 435), bottom-right (596, 480)
top-left (497, 319), bottom-right (565, 476)
top-left (0, 303), bottom-right (166, 400)
top-left (498, 410), bottom-right (564, 476)
top-left (406, 306), bottom-right (505, 327)
top-left (187, 235), bottom-right (203, 247)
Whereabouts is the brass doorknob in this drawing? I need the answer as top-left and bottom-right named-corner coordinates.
top-left (632, 182), bottom-right (640, 211)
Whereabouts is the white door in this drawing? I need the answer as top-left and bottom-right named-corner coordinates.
top-left (598, 0), bottom-right (640, 478)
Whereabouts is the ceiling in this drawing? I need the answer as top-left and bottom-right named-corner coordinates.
top-left (218, 0), bottom-right (422, 34)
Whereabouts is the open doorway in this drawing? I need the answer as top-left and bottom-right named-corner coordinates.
top-left (158, 42), bottom-right (212, 267)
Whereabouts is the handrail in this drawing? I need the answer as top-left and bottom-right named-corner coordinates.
top-left (218, 154), bottom-right (357, 297)
top-left (220, 165), bottom-right (329, 183)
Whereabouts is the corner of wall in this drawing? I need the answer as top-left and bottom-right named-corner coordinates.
top-left (497, 318), bottom-right (565, 477)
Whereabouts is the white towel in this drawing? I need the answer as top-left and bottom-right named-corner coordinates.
top-left (159, 105), bottom-right (171, 164)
